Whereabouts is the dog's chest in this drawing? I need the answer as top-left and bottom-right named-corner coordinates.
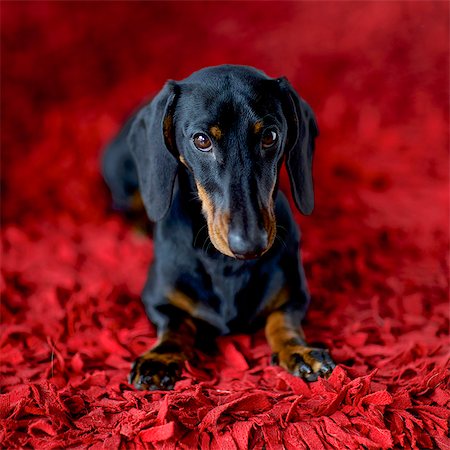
top-left (197, 256), bottom-right (269, 332)
top-left (209, 263), bottom-right (252, 323)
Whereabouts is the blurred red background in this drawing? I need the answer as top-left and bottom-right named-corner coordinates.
top-left (1, 2), bottom-right (448, 449)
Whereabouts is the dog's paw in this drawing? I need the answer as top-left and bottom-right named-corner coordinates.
top-left (128, 352), bottom-right (184, 390)
top-left (271, 345), bottom-right (335, 382)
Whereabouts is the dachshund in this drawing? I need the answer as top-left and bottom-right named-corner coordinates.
top-left (102, 65), bottom-right (335, 390)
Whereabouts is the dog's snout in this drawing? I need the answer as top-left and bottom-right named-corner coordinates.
top-left (228, 229), bottom-right (268, 260)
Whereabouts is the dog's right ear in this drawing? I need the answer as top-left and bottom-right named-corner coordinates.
top-left (128, 81), bottom-right (179, 222)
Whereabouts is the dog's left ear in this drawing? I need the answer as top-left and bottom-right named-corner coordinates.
top-left (277, 77), bottom-right (319, 215)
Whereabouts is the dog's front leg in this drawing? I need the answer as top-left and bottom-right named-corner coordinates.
top-left (129, 317), bottom-right (196, 390)
top-left (265, 310), bottom-right (335, 381)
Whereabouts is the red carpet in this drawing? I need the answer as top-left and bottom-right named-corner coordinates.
top-left (1, 2), bottom-right (449, 448)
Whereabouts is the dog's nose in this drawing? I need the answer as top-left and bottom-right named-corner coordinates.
top-left (228, 230), bottom-right (268, 259)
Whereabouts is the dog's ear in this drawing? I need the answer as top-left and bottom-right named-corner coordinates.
top-left (128, 81), bottom-right (179, 222)
top-left (277, 77), bottom-right (319, 215)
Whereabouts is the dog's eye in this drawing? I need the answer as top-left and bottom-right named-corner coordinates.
top-left (261, 129), bottom-right (278, 148)
top-left (193, 133), bottom-right (212, 152)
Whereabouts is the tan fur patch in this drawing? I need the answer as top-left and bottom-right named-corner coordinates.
top-left (196, 182), bottom-right (234, 257)
top-left (155, 298), bottom-right (196, 353)
top-left (138, 350), bottom-right (185, 365)
top-left (265, 310), bottom-right (304, 355)
top-left (163, 115), bottom-right (174, 149)
top-left (265, 285), bottom-right (290, 314)
top-left (167, 290), bottom-right (197, 316)
top-left (196, 183), bottom-right (215, 221)
top-left (261, 203), bottom-right (276, 254)
top-left (131, 191), bottom-right (144, 211)
top-left (260, 181), bottom-right (277, 255)
top-left (179, 155), bottom-right (189, 168)
top-left (209, 125), bottom-right (222, 140)
top-left (253, 120), bottom-right (264, 134)
top-left (265, 310), bottom-right (328, 373)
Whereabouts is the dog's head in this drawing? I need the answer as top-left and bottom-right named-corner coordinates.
top-left (129, 65), bottom-right (318, 259)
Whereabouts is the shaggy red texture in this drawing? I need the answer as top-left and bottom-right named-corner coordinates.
top-left (1, 2), bottom-right (449, 449)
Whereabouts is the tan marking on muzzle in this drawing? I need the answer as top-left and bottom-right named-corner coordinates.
top-left (179, 155), bottom-right (188, 168)
top-left (196, 183), bottom-right (234, 257)
top-left (261, 205), bottom-right (276, 253)
top-left (260, 182), bottom-right (277, 255)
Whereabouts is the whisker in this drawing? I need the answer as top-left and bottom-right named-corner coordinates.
top-left (188, 193), bottom-right (201, 203)
top-left (275, 229), bottom-right (287, 250)
top-left (275, 235), bottom-right (287, 250)
top-left (276, 224), bottom-right (288, 241)
top-left (194, 224), bottom-right (208, 247)
top-left (202, 234), bottom-right (212, 254)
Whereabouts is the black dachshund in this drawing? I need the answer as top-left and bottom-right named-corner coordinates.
top-left (102, 65), bottom-right (335, 390)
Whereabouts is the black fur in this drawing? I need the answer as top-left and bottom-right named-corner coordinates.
top-left (103, 65), bottom-right (333, 389)
top-left (144, 169), bottom-right (309, 336)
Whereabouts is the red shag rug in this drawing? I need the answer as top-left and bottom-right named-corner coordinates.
top-left (1, 2), bottom-right (449, 449)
